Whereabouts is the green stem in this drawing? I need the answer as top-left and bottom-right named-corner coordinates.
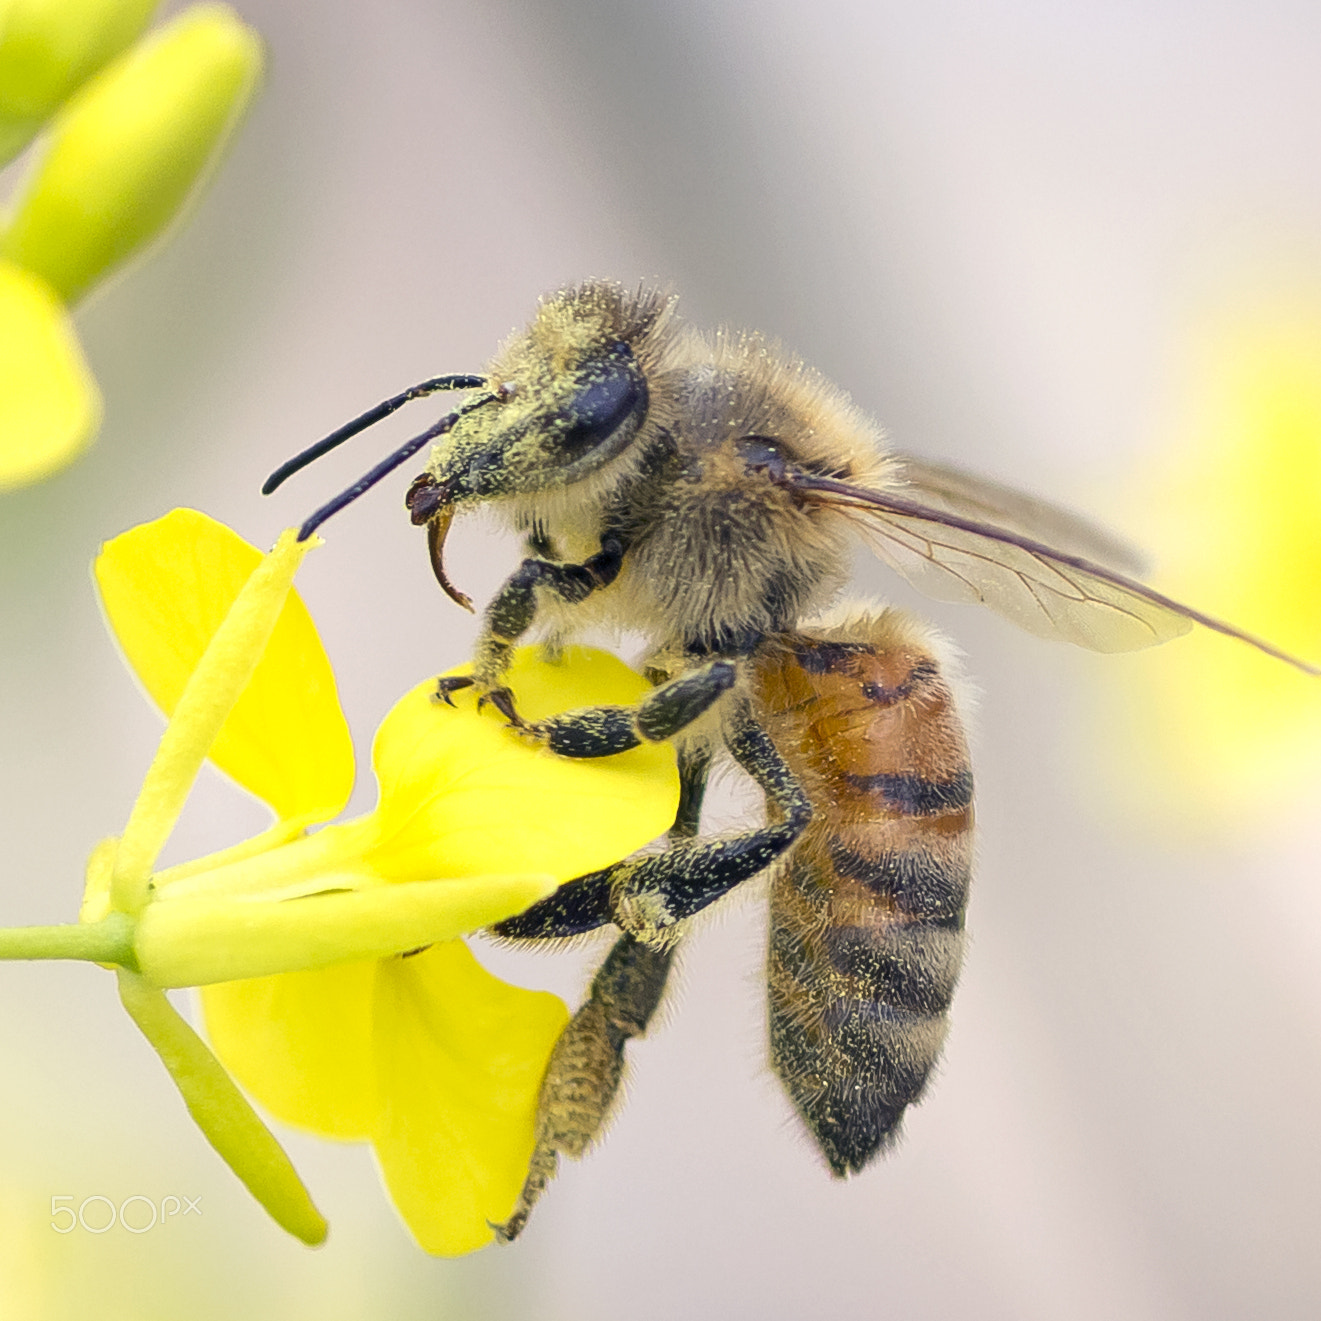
top-left (0, 912), bottom-right (137, 968)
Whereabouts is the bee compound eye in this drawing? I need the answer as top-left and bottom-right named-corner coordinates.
top-left (555, 341), bottom-right (647, 462)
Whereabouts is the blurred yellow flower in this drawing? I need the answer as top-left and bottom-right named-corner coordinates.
top-left (1100, 306), bottom-right (1321, 829)
top-left (0, 508), bottom-right (679, 1254)
top-left (2, 4), bottom-right (263, 304)
top-left (0, 2), bottom-right (262, 489)
top-left (0, 260), bottom-right (101, 489)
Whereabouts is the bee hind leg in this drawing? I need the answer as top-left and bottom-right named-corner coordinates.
top-left (489, 749), bottom-right (710, 1241)
top-left (492, 932), bottom-right (675, 1243)
top-left (493, 721), bottom-right (811, 1237)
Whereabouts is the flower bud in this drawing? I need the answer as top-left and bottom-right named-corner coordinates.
top-left (0, 0), bottom-right (158, 165)
top-left (0, 4), bottom-right (262, 303)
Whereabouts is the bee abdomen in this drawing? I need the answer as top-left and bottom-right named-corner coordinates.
top-left (768, 843), bottom-right (966, 1174)
top-left (755, 611), bottom-right (973, 1176)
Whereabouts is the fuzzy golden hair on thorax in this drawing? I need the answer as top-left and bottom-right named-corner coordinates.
top-left (694, 329), bottom-right (899, 492)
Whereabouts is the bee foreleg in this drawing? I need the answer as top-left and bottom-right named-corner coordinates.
top-left (471, 531), bottom-right (626, 673)
top-left (492, 932), bottom-right (675, 1243)
top-left (524, 660), bottom-right (736, 757)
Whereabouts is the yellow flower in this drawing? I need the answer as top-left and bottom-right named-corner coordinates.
top-left (1097, 304), bottom-right (1321, 830)
top-left (0, 508), bottom-right (679, 1253)
top-left (0, 3), bottom-right (263, 488)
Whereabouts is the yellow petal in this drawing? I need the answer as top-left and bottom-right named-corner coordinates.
top-left (0, 0), bottom-right (158, 165)
top-left (201, 963), bottom-right (378, 1140)
top-left (136, 871), bottom-right (558, 986)
top-left (96, 509), bottom-right (354, 829)
top-left (118, 968), bottom-right (328, 1245)
top-left (0, 261), bottom-right (101, 489)
top-left (108, 521), bottom-right (317, 911)
top-left (370, 647), bottom-right (680, 883)
top-left (370, 942), bottom-right (569, 1256)
top-left (0, 4), bottom-right (262, 303)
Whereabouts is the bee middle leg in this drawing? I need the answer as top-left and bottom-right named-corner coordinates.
top-left (519, 659), bottom-right (738, 755)
top-left (606, 709), bottom-right (812, 945)
top-left (496, 707), bottom-right (812, 948)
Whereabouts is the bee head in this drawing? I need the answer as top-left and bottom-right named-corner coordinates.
top-left (266, 283), bottom-right (676, 610)
top-left (418, 335), bottom-right (649, 507)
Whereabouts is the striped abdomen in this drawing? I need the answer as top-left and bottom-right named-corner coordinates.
top-left (754, 610), bottom-right (973, 1175)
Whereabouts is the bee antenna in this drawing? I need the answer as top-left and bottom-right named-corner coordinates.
top-left (295, 408), bottom-right (464, 542)
top-left (262, 374), bottom-right (486, 495)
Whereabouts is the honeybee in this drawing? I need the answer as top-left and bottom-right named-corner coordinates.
top-left (266, 282), bottom-right (1317, 1239)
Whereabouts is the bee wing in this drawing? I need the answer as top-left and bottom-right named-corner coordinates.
top-left (793, 474), bottom-right (1318, 672)
top-left (892, 453), bottom-right (1148, 575)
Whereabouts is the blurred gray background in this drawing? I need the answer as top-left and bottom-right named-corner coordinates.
top-left (2, 1), bottom-right (1320, 1317)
